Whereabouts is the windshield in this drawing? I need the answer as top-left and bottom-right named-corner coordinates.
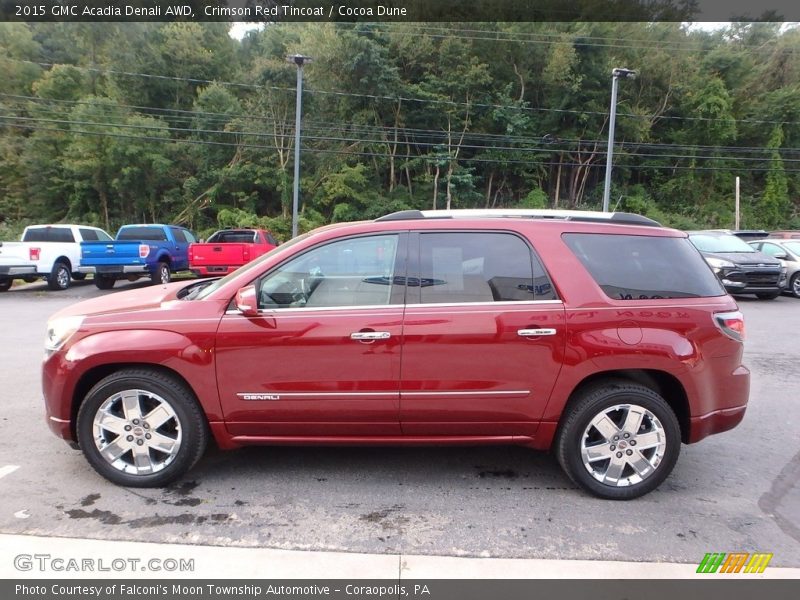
top-left (689, 233), bottom-right (756, 253)
top-left (193, 233), bottom-right (312, 300)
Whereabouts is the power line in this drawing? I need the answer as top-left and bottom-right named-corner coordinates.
top-left (3, 56), bottom-right (798, 126)
top-left (5, 120), bottom-right (800, 173)
top-left (5, 93), bottom-right (800, 156)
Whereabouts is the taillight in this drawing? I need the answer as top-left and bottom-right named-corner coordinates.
top-left (139, 244), bottom-right (150, 259)
top-left (29, 247), bottom-right (41, 261)
top-left (714, 311), bottom-right (745, 341)
top-left (242, 246), bottom-right (250, 262)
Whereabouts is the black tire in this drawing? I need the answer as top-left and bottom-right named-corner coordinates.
top-left (151, 261), bottom-right (171, 285)
top-left (756, 291), bottom-right (780, 300)
top-left (94, 275), bottom-right (116, 290)
top-left (72, 273), bottom-right (87, 281)
top-left (555, 380), bottom-right (681, 500)
top-left (789, 273), bottom-right (800, 299)
top-left (76, 368), bottom-right (208, 487)
top-left (0, 278), bottom-right (11, 292)
top-left (47, 261), bottom-right (71, 291)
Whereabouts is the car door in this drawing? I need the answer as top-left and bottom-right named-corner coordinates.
top-left (215, 232), bottom-right (407, 437)
top-left (399, 230), bottom-right (566, 437)
top-left (169, 227), bottom-right (192, 270)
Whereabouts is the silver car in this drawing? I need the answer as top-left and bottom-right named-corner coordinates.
top-left (749, 239), bottom-right (800, 298)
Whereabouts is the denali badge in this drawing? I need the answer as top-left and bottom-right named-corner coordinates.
top-left (237, 393), bottom-right (281, 401)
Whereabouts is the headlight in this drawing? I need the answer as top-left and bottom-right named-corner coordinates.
top-left (45, 316), bottom-right (84, 353)
top-left (705, 257), bottom-right (735, 271)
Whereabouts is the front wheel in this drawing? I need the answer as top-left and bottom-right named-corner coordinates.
top-left (151, 261), bottom-right (171, 285)
top-left (76, 369), bottom-right (208, 487)
top-left (556, 381), bottom-right (681, 500)
top-left (47, 261), bottom-right (71, 291)
top-left (0, 278), bottom-right (11, 292)
top-left (790, 273), bottom-right (800, 299)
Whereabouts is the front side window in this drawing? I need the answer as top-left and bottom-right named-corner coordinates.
top-left (760, 243), bottom-right (785, 258)
top-left (258, 234), bottom-right (400, 309)
top-left (415, 232), bottom-right (553, 304)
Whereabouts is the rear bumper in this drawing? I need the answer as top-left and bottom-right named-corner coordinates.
top-left (688, 405), bottom-right (747, 443)
top-left (191, 265), bottom-right (239, 276)
top-left (79, 265), bottom-right (149, 275)
top-left (0, 265), bottom-right (37, 276)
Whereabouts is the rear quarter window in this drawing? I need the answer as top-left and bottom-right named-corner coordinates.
top-left (117, 227), bottom-right (168, 241)
top-left (563, 233), bottom-right (724, 300)
top-left (23, 227), bottom-right (75, 243)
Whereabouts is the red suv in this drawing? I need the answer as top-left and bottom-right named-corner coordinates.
top-left (42, 210), bottom-right (749, 499)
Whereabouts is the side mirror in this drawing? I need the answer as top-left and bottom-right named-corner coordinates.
top-left (235, 285), bottom-right (259, 317)
top-left (774, 252), bottom-right (788, 260)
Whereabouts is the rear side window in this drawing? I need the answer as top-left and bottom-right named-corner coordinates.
top-left (563, 233), bottom-right (724, 300)
top-left (78, 228), bottom-right (112, 241)
top-left (170, 227), bottom-right (187, 243)
top-left (416, 232), bottom-right (557, 303)
top-left (23, 227), bottom-right (75, 243)
top-left (208, 230), bottom-right (257, 244)
top-left (117, 227), bottom-right (168, 241)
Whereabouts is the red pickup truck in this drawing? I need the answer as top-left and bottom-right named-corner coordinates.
top-left (189, 229), bottom-right (278, 277)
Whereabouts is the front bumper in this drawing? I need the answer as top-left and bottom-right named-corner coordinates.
top-left (717, 267), bottom-right (786, 294)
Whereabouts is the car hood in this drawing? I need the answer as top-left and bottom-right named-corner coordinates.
top-left (703, 251), bottom-right (781, 267)
top-left (50, 281), bottom-right (189, 320)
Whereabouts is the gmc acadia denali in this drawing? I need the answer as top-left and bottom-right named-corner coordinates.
top-left (42, 210), bottom-right (749, 499)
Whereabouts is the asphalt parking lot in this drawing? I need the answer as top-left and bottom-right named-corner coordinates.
top-left (0, 279), bottom-right (798, 566)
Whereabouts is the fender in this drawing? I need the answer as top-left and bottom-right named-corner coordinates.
top-left (62, 328), bottom-right (223, 422)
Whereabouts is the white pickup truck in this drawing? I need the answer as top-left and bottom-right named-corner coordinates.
top-left (0, 224), bottom-right (112, 291)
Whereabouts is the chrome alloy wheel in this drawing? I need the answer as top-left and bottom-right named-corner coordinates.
top-left (92, 389), bottom-right (182, 476)
top-left (56, 266), bottom-right (70, 289)
top-left (580, 403), bottom-right (667, 487)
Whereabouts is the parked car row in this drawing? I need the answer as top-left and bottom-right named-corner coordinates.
top-left (0, 224), bottom-right (278, 291)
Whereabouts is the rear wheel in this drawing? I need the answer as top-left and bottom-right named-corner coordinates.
top-left (94, 275), bottom-right (116, 290)
top-left (47, 261), bottom-right (71, 291)
top-left (756, 291), bottom-right (780, 300)
top-left (556, 381), bottom-right (681, 500)
top-left (151, 261), bottom-right (170, 285)
top-left (76, 369), bottom-right (208, 487)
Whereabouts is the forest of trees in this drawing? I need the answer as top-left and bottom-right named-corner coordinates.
top-left (1, 21), bottom-right (799, 241)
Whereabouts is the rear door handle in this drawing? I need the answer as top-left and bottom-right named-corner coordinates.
top-left (350, 331), bottom-right (391, 341)
top-left (518, 328), bottom-right (557, 337)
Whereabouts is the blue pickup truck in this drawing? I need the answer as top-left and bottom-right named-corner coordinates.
top-left (79, 224), bottom-right (197, 289)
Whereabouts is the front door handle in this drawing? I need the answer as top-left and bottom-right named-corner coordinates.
top-left (350, 331), bottom-right (391, 341)
top-left (518, 328), bottom-right (557, 337)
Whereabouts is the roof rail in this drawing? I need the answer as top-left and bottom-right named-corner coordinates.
top-left (375, 208), bottom-right (661, 227)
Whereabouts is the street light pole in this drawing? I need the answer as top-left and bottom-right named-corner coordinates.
top-left (287, 54), bottom-right (312, 238)
top-left (602, 67), bottom-right (636, 213)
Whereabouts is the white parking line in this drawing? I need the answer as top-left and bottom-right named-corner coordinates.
top-left (0, 465), bottom-right (20, 480)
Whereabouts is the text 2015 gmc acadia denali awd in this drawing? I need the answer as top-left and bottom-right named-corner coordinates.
top-left (42, 210), bottom-right (749, 499)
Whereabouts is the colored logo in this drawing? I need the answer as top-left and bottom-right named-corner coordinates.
top-left (697, 552), bottom-right (773, 574)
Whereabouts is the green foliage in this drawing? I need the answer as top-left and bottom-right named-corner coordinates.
top-left (2, 22), bottom-right (800, 237)
top-left (520, 188), bottom-right (548, 209)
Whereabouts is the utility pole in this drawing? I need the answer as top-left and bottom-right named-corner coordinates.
top-left (287, 54), bottom-right (312, 238)
top-left (602, 68), bottom-right (637, 212)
